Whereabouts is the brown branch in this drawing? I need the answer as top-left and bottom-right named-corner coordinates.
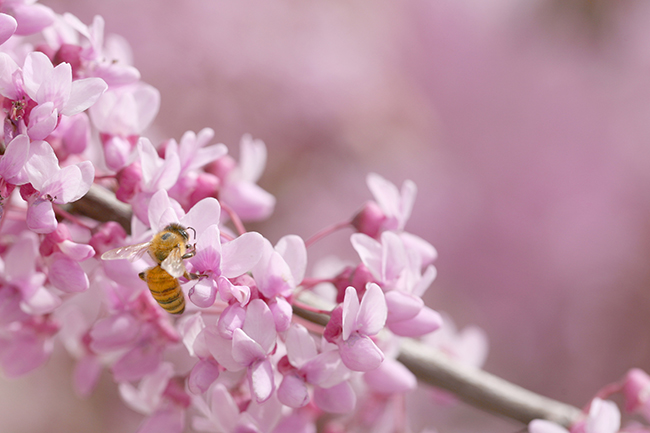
top-left (72, 186), bottom-right (583, 429)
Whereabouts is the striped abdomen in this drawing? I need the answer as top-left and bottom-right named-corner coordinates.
top-left (141, 265), bottom-right (185, 314)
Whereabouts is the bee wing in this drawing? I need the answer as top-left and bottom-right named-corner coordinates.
top-left (101, 242), bottom-right (151, 262)
top-left (161, 247), bottom-right (187, 278)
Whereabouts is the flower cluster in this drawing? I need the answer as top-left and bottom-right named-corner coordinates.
top-left (0, 4), bottom-right (482, 433)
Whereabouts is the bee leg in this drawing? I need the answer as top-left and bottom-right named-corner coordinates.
top-left (184, 271), bottom-right (201, 280)
top-left (139, 272), bottom-right (146, 281)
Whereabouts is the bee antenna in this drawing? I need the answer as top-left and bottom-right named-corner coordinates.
top-left (187, 226), bottom-right (196, 240)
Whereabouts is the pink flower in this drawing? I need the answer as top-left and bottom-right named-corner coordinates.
top-left (213, 134), bottom-right (276, 221)
top-left (187, 223), bottom-right (264, 309)
top-left (54, 13), bottom-right (141, 85)
top-left (191, 383), bottom-right (283, 433)
top-left (277, 324), bottom-right (353, 412)
top-left (128, 138), bottom-right (180, 222)
top-left (352, 173), bottom-right (416, 236)
top-left (119, 362), bottom-right (189, 433)
top-left (0, 134), bottom-right (31, 187)
top-left (89, 83), bottom-right (160, 170)
top-left (325, 283), bottom-right (387, 372)
top-left (621, 369), bottom-right (650, 422)
top-left (351, 231), bottom-right (441, 337)
top-left (230, 299), bottom-right (277, 402)
top-left (23, 139), bottom-right (94, 233)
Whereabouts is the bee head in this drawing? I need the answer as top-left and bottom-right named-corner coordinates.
top-left (164, 223), bottom-right (191, 240)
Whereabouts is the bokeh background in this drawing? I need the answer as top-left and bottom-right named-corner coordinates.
top-left (3, 0), bottom-right (650, 431)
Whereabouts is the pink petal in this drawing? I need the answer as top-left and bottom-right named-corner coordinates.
top-left (204, 326), bottom-right (244, 372)
top-left (258, 251), bottom-right (293, 298)
top-left (357, 282), bottom-right (387, 336)
top-left (102, 135), bottom-right (133, 171)
top-left (73, 355), bottom-right (102, 397)
top-left (385, 290), bottom-right (423, 323)
top-left (191, 143), bottom-right (228, 171)
top-left (277, 374), bottom-right (309, 408)
top-left (37, 62), bottom-right (72, 109)
top-left (20, 285), bottom-right (61, 314)
top-left (0, 134), bottom-right (29, 184)
top-left (89, 314), bottom-right (140, 352)
top-left (0, 332), bottom-right (52, 378)
top-left (112, 344), bottom-right (164, 382)
top-left (220, 181), bottom-right (276, 221)
top-left (350, 233), bottom-right (382, 280)
top-left (275, 235), bottom-right (307, 284)
top-left (0, 13), bottom-right (17, 45)
top-left (137, 409), bottom-right (185, 433)
top-left (193, 225), bottom-right (221, 272)
top-left (27, 102), bottom-right (58, 140)
top-left (25, 139), bottom-right (59, 190)
top-left (61, 113), bottom-right (90, 155)
top-left (249, 358), bottom-right (275, 403)
top-left (210, 384), bottom-right (239, 432)
top-left (285, 324), bottom-right (318, 368)
top-left (400, 232), bottom-right (438, 267)
top-left (132, 84), bottom-right (161, 133)
top-left (381, 231), bottom-right (408, 283)
top-left (238, 135), bottom-right (267, 182)
top-left (58, 240), bottom-right (95, 261)
top-left (269, 297), bottom-right (292, 333)
top-left (528, 420), bottom-right (569, 433)
top-left (232, 328), bottom-right (266, 366)
top-left (188, 280), bottom-right (217, 308)
top-left (367, 173), bottom-right (401, 221)
top-left (0, 53), bottom-right (20, 99)
top-left (341, 286), bottom-right (360, 341)
top-left (62, 77), bottom-right (108, 116)
top-left (387, 306), bottom-right (443, 337)
top-left (44, 164), bottom-right (81, 203)
top-left (363, 358), bottom-right (416, 394)
top-left (68, 161), bottom-right (95, 202)
top-left (338, 334), bottom-right (384, 372)
top-left (242, 299), bottom-right (277, 353)
top-left (181, 197), bottom-right (221, 237)
top-left (216, 276), bottom-right (250, 305)
top-left (178, 313), bottom-right (205, 358)
top-left (303, 350), bottom-right (349, 388)
top-left (221, 232), bottom-right (264, 278)
top-left (11, 3), bottom-right (55, 35)
top-left (26, 198), bottom-right (57, 233)
top-left (313, 381), bottom-right (356, 414)
top-left (48, 254), bottom-right (89, 292)
top-left (217, 303), bottom-right (246, 339)
top-left (586, 398), bottom-right (621, 433)
top-left (4, 231), bottom-right (38, 280)
top-left (188, 358), bottom-right (220, 394)
top-left (22, 52), bottom-right (52, 101)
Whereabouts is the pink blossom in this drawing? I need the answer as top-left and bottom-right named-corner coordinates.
top-left (0, 134), bottom-right (30, 186)
top-left (214, 134), bottom-right (276, 221)
top-left (352, 173), bottom-right (416, 235)
top-left (89, 83), bottom-right (160, 170)
top-left (278, 324), bottom-right (352, 412)
top-left (621, 369), bottom-right (650, 422)
top-left (23, 139), bottom-right (94, 233)
top-left (53, 13), bottom-right (141, 85)
top-left (230, 299), bottom-right (277, 402)
top-left (325, 283), bottom-right (387, 372)
top-left (191, 383), bottom-right (283, 433)
top-left (351, 231), bottom-right (441, 336)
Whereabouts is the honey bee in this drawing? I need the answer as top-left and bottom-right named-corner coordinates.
top-left (101, 223), bottom-right (198, 314)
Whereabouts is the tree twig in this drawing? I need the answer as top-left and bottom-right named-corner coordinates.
top-left (72, 187), bottom-right (583, 429)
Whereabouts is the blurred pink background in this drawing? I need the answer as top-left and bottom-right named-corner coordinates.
top-left (4, 0), bottom-right (650, 432)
